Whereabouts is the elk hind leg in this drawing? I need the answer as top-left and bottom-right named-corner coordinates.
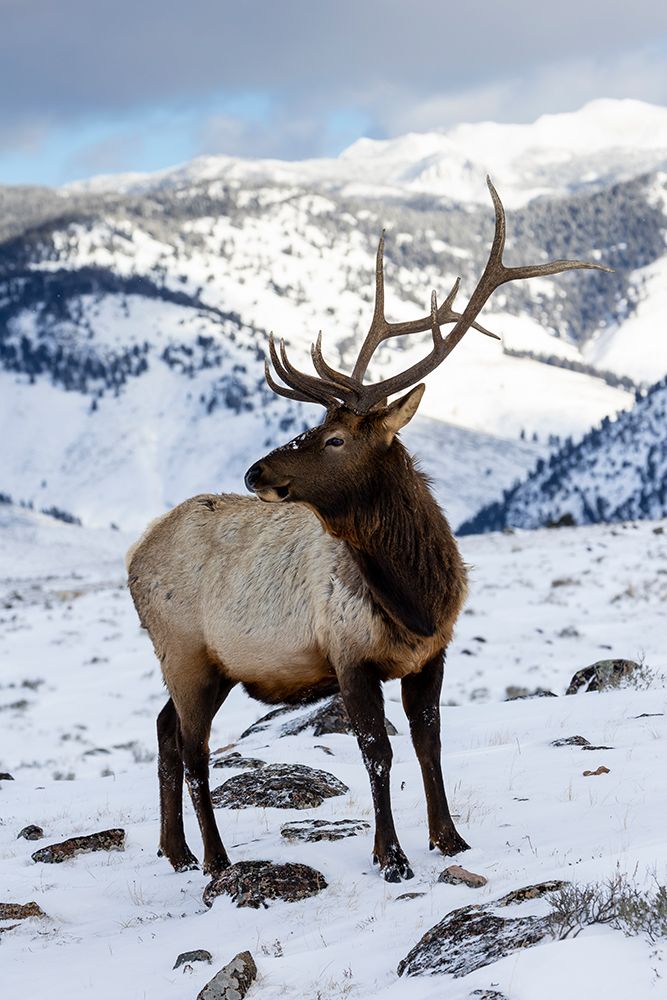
top-left (164, 650), bottom-right (234, 876)
top-left (156, 697), bottom-right (197, 871)
top-left (402, 653), bottom-right (470, 855)
top-left (338, 665), bottom-right (413, 882)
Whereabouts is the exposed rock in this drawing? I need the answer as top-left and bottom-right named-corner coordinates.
top-left (280, 818), bottom-right (370, 843)
top-left (314, 744), bottom-right (335, 756)
top-left (17, 824), bottom-right (44, 840)
top-left (583, 765), bottom-right (610, 777)
top-left (566, 659), bottom-right (639, 694)
top-left (203, 861), bottom-right (327, 909)
top-left (505, 686), bottom-right (557, 701)
top-left (241, 694), bottom-right (397, 739)
top-left (496, 881), bottom-right (567, 906)
top-left (581, 744), bottom-right (614, 750)
top-left (212, 763), bottom-right (348, 810)
top-left (551, 735), bottom-right (591, 747)
top-left (438, 865), bottom-right (488, 888)
top-left (469, 991), bottom-right (510, 999)
top-left (173, 949), bottom-right (212, 970)
top-left (31, 828), bottom-right (125, 863)
top-left (398, 881), bottom-right (566, 977)
top-left (398, 904), bottom-right (549, 977)
top-left (211, 751), bottom-right (266, 770)
top-left (0, 901), bottom-right (47, 921)
top-left (196, 951), bottom-right (257, 1000)
top-left (395, 892), bottom-right (427, 901)
top-left (0, 772), bottom-right (14, 780)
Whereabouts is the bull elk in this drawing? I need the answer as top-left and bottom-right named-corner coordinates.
top-left (127, 180), bottom-right (607, 881)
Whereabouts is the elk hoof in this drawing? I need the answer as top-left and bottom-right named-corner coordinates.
top-left (429, 830), bottom-right (470, 856)
top-left (160, 844), bottom-right (200, 872)
top-left (373, 846), bottom-right (414, 883)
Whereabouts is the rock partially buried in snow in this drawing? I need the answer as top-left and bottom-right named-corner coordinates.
top-left (173, 949), bottom-right (212, 970)
top-left (0, 901), bottom-right (47, 921)
top-left (398, 904), bottom-right (548, 978)
top-left (211, 751), bottom-right (266, 770)
top-left (551, 735), bottom-right (591, 747)
top-left (203, 861), bottom-right (327, 909)
top-left (240, 694), bottom-right (397, 739)
top-left (438, 865), bottom-right (488, 888)
top-left (211, 763), bottom-right (348, 809)
top-left (398, 881), bottom-right (566, 977)
top-left (31, 828), bottom-right (125, 863)
top-left (196, 950), bottom-right (257, 1000)
top-left (583, 765), bottom-right (611, 777)
top-left (17, 824), bottom-right (44, 840)
top-left (469, 991), bottom-right (510, 999)
top-left (280, 818), bottom-right (370, 843)
top-left (566, 659), bottom-right (639, 694)
top-left (505, 686), bottom-right (557, 701)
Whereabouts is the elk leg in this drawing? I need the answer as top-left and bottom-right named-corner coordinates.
top-left (161, 650), bottom-right (234, 877)
top-left (157, 698), bottom-right (199, 871)
top-left (338, 666), bottom-right (413, 882)
top-left (177, 672), bottom-right (234, 877)
top-left (402, 654), bottom-right (470, 855)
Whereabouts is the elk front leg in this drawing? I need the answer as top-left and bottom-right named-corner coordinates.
top-left (402, 653), bottom-right (470, 855)
top-left (338, 665), bottom-right (413, 882)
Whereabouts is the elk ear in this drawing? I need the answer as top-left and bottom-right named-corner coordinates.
top-left (382, 384), bottom-right (425, 441)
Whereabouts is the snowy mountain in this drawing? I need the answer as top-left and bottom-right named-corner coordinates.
top-left (2, 99), bottom-right (667, 530)
top-left (460, 376), bottom-right (667, 533)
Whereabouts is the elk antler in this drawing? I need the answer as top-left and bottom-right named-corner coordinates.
top-left (266, 178), bottom-right (612, 413)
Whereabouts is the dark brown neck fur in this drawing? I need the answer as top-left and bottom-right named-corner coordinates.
top-left (320, 441), bottom-right (466, 637)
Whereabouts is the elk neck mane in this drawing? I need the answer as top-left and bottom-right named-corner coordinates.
top-left (315, 438), bottom-right (466, 639)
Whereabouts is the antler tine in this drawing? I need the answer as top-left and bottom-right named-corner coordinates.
top-left (266, 334), bottom-right (347, 408)
top-left (263, 359), bottom-right (315, 404)
top-left (351, 231), bottom-right (501, 385)
top-left (350, 177), bottom-right (612, 412)
top-left (278, 338), bottom-right (353, 402)
top-left (311, 333), bottom-right (361, 395)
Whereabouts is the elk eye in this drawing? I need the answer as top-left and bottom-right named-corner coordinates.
top-left (325, 437), bottom-right (345, 448)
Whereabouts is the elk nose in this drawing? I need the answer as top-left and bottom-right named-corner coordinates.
top-left (244, 462), bottom-right (264, 492)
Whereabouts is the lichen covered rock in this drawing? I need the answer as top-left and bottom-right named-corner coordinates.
top-left (280, 818), bottom-right (370, 843)
top-left (203, 860), bottom-right (327, 909)
top-left (211, 763), bottom-right (348, 809)
top-left (196, 950), bottom-right (257, 999)
top-left (31, 828), bottom-right (125, 863)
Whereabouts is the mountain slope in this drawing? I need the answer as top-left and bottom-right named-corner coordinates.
top-left (460, 376), bottom-right (667, 533)
top-left (3, 100), bottom-right (667, 529)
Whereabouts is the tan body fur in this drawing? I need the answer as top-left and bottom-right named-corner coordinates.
top-left (128, 493), bottom-right (463, 707)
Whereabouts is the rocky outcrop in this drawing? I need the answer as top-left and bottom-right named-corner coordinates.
top-left (566, 659), bottom-right (639, 694)
top-left (240, 694), bottom-right (397, 739)
top-left (398, 881), bottom-right (566, 978)
top-left (31, 828), bottom-right (125, 863)
top-left (196, 951), bottom-right (257, 1000)
top-left (211, 764), bottom-right (348, 809)
top-left (17, 824), bottom-right (44, 840)
top-left (173, 949), bottom-right (212, 970)
top-left (0, 901), bottom-right (47, 921)
top-left (280, 818), bottom-right (370, 843)
top-left (203, 861), bottom-right (327, 909)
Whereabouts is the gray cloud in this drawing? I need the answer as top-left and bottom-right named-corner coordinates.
top-left (1, 0), bottom-right (666, 163)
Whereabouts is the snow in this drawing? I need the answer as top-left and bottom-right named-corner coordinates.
top-left (66, 99), bottom-right (667, 209)
top-left (1, 509), bottom-right (666, 999)
top-left (584, 255), bottom-right (667, 384)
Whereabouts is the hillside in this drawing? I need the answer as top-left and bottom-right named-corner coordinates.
top-left (1, 508), bottom-right (666, 999)
top-left (2, 100), bottom-right (667, 529)
top-left (461, 376), bottom-right (667, 533)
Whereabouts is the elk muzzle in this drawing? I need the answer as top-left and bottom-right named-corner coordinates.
top-left (244, 462), bottom-right (291, 502)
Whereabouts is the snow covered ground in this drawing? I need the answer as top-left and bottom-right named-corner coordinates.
top-left (1, 508), bottom-right (666, 999)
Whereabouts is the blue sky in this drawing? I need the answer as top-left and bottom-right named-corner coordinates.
top-left (1, 0), bottom-right (666, 187)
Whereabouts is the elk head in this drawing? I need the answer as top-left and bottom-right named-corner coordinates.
top-left (245, 179), bottom-right (609, 519)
